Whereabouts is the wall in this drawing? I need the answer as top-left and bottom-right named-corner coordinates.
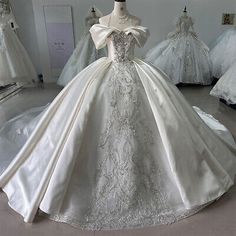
top-left (10, 0), bottom-right (236, 80)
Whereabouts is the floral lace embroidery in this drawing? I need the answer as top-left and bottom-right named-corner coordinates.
top-left (110, 31), bottom-right (135, 62)
top-left (73, 57), bottom-right (175, 229)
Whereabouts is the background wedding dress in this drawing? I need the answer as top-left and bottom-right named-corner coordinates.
top-left (0, 23), bottom-right (235, 230)
top-left (145, 15), bottom-right (212, 85)
top-left (0, 14), bottom-right (37, 86)
top-left (210, 61), bottom-right (236, 104)
top-left (210, 27), bottom-right (236, 78)
top-left (57, 7), bottom-right (106, 87)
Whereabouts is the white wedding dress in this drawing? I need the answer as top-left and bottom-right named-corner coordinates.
top-left (57, 9), bottom-right (106, 87)
top-left (0, 23), bottom-right (236, 230)
top-left (210, 61), bottom-right (236, 104)
top-left (145, 15), bottom-right (212, 85)
top-left (0, 14), bottom-right (37, 87)
top-left (210, 27), bottom-right (236, 78)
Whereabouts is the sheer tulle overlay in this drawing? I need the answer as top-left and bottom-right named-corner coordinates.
top-left (210, 28), bottom-right (236, 78)
top-left (0, 15), bottom-right (37, 86)
top-left (146, 16), bottom-right (212, 85)
top-left (210, 61), bottom-right (236, 104)
top-left (57, 13), bottom-right (106, 87)
top-left (0, 24), bottom-right (235, 230)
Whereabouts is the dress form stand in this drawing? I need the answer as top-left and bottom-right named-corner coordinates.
top-left (178, 6), bottom-right (196, 36)
top-left (85, 7), bottom-right (100, 28)
top-left (99, 0), bottom-right (141, 30)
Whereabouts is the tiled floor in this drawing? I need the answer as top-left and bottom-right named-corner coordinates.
top-left (0, 84), bottom-right (236, 236)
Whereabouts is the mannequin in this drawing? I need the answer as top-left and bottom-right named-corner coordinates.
top-left (180, 6), bottom-right (195, 33)
top-left (85, 7), bottom-right (100, 27)
top-left (99, 0), bottom-right (141, 30)
top-left (182, 6), bottom-right (188, 18)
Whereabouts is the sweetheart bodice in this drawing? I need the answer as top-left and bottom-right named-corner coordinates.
top-left (107, 31), bottom-right (136, 62)
top-left (90, 24), bottom-right (150, 63)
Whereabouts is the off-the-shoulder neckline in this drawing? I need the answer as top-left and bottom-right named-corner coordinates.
top-left (92, 24), bottom-right (147, 32)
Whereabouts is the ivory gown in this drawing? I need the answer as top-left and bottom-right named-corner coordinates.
top-left (146, 15), bottom-right (212, 85)
top-left (0, 14), bottom-right (37, 86)
top-left (0, 23), bottom-right (235, 230)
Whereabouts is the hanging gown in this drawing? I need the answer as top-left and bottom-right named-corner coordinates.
top-left (210, 61), bottom-right (236, 105)
top-left (145, 15), bottom-right (212, 85)
top-left (210, 27), bottom-right (236, 78)
top-left (0, 23), bottom-right (235, 230)
top-left (0, 14), bottom-right (37, 87)
top-left (57, 11), bottom-right (106, 87)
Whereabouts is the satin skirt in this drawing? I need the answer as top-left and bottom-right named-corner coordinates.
top-left (0, 26), bottom-right (37, 86)
top-left (0, 58), bottom-right (236, 230)
top-left (145, 33), bottom-right (212, 85)
top-left (57, 33), bottom-right (106, 87)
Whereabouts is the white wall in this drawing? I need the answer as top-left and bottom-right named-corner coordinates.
top-left (10, 0), bottom-right (236, 79)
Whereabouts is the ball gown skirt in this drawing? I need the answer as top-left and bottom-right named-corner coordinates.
top-left (210, 28), bottom-right (236, 78)
top-left (145, 33), bottom-right (212, 85)
top-left (57, 32), bottom-right (106, 87)
top-left (210, 61), bottom-right (236, 105)
top-left (0, 18), bottom-right (37, 87)
top-left (0, 24), bottom-right (235, 230)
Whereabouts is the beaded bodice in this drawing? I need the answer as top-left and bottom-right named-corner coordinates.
top-left (0, 16), bottom-right (7, 29)
top-left (107, 31), bottom-right (136, 62)
top-left (178, 16), bottom-right (194, 34)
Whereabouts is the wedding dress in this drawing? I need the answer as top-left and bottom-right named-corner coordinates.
top-left (145, 15), bottom-right (212, 85)
top-left (57, 7), bottom-right (106, 87)
top-left (210, 61), bottom-right (236, 104)
top-left (0, 14), bottom-right (37, 87)
top-left (0, 22), bottom-right (236, 230)
top-left (210, 27), bottom-right (236, 78)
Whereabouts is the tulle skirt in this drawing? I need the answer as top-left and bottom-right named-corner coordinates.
top-left (210, 61), bottom-right (236, 104)
top-left (57, 33), bottom-right (106, 87)
top-left (210, 28), bottom-right (236, 78)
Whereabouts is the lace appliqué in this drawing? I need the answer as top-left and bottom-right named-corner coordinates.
top-left (0, 26), bottom-right (6, 51)
top-left (72, 60), bottom-right (175, 229)
top-left (110, 31), bottom-right (135, 63)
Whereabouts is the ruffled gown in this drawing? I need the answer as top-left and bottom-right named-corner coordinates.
top-left (146, 16), bottom-right (212, 85)
top-left (0, 14), bottom-right (37, 87)
top-left (0, 23), bottom-right (235, 230)
top-left (57, 16), bottom-right (106, 87)
top-left (210, 61), bottom-right (236, 105)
